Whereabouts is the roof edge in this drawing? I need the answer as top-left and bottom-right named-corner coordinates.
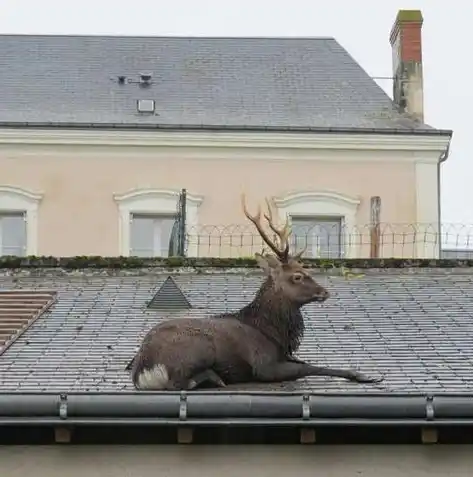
top-left (0, 122), bottom-right (453, 137)
top-left (1, 256), bottom-right (473, 271)
top-left (0, 392), bottom-right (471, 425)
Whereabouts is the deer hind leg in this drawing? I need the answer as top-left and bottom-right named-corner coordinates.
top-left (254, 361), bottom-right (383, 384)
top-left (187, 369), bottom-right (226, 390)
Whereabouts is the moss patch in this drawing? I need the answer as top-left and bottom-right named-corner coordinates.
top-left (396, 10), bottom-right (423, 23)
top-left (0, 256), bottom-right (473, 270)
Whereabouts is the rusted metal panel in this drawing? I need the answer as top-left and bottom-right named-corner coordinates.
top-left (0, 290), bottom-right (57, 353)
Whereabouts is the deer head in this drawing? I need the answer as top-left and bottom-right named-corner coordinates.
top-left (241, 194), bottom-right (330, 305)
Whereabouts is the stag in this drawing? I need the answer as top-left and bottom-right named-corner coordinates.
top-left (129, 195), bottom-right (382, 390)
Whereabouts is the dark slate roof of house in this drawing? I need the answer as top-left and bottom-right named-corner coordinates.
top-left (0, 34), bottom-right (438, 132)
top-left (0, 267), bottom-right (472, 395)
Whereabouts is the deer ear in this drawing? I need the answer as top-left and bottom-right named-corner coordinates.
top-left (255, 253), bottom-right (282, 274)
top-left (287, 257), bottom-right (302, 267)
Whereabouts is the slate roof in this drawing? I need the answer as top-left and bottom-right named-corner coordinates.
top-left (0, 34), bottom-right (438, 132)
top-left (0, 267), bottom-right (472, 395)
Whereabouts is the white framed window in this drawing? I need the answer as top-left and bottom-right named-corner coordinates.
top-left (130, 213), bottom-right (177, 257)
top-left (0, 212), bottom-right (27, 256)
top-left (291, 216), bottom-right (343, 258)
top-left (272, 190), bottom-right (361, 258)
top-left (0, 186), bottom-right (42, 256)
top-left (113, 188), bottom-right (204, 257)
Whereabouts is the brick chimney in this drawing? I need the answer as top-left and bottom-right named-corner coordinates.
top-left (389, 9), bottom-right (424, 122)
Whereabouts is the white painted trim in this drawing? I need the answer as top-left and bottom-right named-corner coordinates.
top-left (0, 128), bottom-right (451, 160)
top-left (0, 186), bottom-right (43, 256)
top-left (113, 188), bottom-right (204, 257)
top-left (273, 191), bottom-right (360, 209)
top-left (2, 145), bottom-right (446, 164)
top-left (272, 190), bottom-right (361, 258)
top-left (415, 162), bottom-right (440, 259)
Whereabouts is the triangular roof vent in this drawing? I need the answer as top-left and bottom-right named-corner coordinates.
top-left (147, 276), bottom-right (191, 310)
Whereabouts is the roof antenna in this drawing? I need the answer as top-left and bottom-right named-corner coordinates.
top-left (139, 72), bottom-right (153, 86)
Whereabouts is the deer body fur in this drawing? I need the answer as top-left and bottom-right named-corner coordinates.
top-left (130, 195), bottom-right (383, 390)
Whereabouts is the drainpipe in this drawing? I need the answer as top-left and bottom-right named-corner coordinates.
top-left (438, 142), bottom-right (451, 258)
top-left (179, 188), bottom-right (187, 257)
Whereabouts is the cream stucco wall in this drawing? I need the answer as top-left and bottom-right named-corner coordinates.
top-left (0, 129), bottom-right (449, 258)
top-left (1, 445), bottom-right (472, 477)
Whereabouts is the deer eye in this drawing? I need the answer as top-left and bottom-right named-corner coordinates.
top-left (292, 273), bottom-right (304, 283)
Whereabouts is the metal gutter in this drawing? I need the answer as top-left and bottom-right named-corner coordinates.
top-left (2, 418), bottom-right (473, 426)
top-left (437, 140), bottom-right (452, 258)
top-left (0, 392), bottom-right (472, 426)
top-left (0, 122), bottom-right (454, 137)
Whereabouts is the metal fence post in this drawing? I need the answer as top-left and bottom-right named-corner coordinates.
top-left (178, 188), bottom-right (187, 257)
top-left (370, 196), bottom-right (381, 259)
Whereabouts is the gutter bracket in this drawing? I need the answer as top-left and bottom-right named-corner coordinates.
top-left (177, 391), bottom-right (193, 444)
top-left (422, 394), bottom-right (438, 444)
top-left (179, 391), bottom-right (188, 421)
top-left (59, 393), bottom-right (68, 420)
top-left (300, 394), bottom-right (315, 444)
top-left (425, 395), bottom-right (435, 421)
top-left (302, 394), bottom-right (310, 420)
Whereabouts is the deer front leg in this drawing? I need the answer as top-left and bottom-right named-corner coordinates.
top-left (187, 369), bottom-right (226, 390)
top-left (286, 355), bottom-right (308, 364)
top-left (254, 361), bottom-right (383, 384)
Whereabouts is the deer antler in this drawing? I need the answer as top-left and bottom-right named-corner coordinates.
top-left (264, 198), bottom-right (309, 261)
top-left (263, 198), bottom-right (291, 254)
top-left (241, 194), bottom-right (289, 261)
top-left (292, 247), bottom-right (307, 261)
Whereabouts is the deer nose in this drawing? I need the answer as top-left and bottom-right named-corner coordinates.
top-left (320, 289), bottom-right (330, 300)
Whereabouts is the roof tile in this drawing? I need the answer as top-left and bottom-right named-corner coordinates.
top-left (0, 270), bottom-right (472, 394)
top-left (0, 35), bottom-right (435, 131)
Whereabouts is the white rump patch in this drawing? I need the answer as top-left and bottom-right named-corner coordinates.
top-left (136, 364), bottom-right (169, 390)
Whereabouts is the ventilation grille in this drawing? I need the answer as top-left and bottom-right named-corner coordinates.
top-left (0, 290), bottom-right (57, 355)
top-left (147, 276), bottom-right (191, 310)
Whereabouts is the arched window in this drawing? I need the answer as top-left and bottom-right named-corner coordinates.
top-left (272, 190), bottom-right (361, 258)
top-left (113, 188), bottom-right (204, 257)
top-left (0, 186), bottom-right (43, 256)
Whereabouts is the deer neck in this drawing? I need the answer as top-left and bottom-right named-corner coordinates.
top-left (236, 278), bottom-right (304, 355)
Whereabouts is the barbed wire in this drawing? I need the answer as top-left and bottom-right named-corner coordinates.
top-left (178, 222), bottom-right (473, 259)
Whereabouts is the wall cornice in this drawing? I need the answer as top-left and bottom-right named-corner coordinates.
top-left (0, 128), bottom-right (451, 163)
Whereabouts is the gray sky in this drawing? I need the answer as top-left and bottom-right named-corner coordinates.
top-left (2, 0), bottom-right (471, 226)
